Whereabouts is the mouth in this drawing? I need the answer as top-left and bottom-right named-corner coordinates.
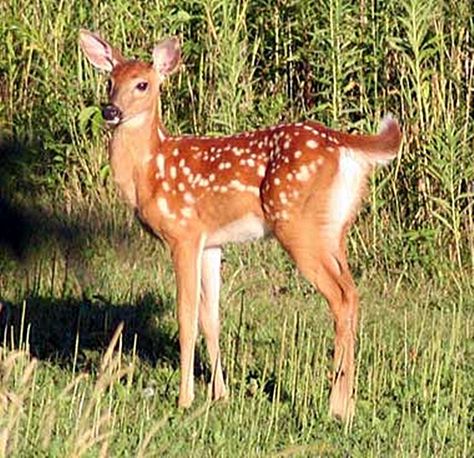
top-left (104, 117), bottom-right (121, 127)
top-left (106, 111), bottom-right (149, 128)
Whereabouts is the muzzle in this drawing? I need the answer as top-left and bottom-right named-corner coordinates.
top-left (102, 104), bottom-right (122, 125)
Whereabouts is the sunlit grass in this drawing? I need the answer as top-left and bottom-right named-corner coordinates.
top-left (1, 244), bottom-right (473, 456)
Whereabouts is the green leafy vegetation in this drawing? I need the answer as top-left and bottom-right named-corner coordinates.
top-left (0, 0), bottom-right (473, 456)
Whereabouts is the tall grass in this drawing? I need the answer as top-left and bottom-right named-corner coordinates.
top-left (1, 0), bottom-right (472, 270)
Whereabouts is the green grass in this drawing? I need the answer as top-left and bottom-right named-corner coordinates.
top-left (1, 0), bottom-right (473, 456)
top-left (1, 246), bottom-right (473, 456)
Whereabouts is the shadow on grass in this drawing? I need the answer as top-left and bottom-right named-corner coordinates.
top-left (0, 293), bottom-right (179, 371)
top-left (0, 136), bottom-right (181, 372)
top-left (0, 134), bottom-right (102, 264)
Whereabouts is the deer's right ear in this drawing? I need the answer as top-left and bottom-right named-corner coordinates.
top-left (79, 29), bottom-right (124, 72)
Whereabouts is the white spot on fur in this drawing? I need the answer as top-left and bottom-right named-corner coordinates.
top-left (229, 180), bottom-right (246, 192)
top-left (306, 139), bottom-right (318, 149)
top-left (257, 165), bottom-right (266, 177)
top-left (247, 186), bottom-right (260, 196)
top-left (181, 207), bottom-right (193, 218)
top-left (227, 181), bottom-right (258, 196)
top-left (295, 165), bottom-right (311, 182)
top-left (191, 174), bottom-right (202, 186)
top-left (279, 210), bottom-right (289, 220)
top-left (184, 192), bottom-right (195, 204)
top-left (157, 197), bottom-right (175, 219)
top-left (170, 166), bottom-right (177, 180)
top-left (156, 154), bottom-right (166, 177)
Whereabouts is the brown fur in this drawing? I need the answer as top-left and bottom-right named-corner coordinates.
top-left (79, 29), bottom-right (402, 422)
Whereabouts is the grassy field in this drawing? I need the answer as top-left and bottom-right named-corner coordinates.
top-left (1, 0), bottom-right (473, 456)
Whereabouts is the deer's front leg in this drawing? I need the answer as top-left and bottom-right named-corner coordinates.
top-left (199, 247), bottom-right (227, 401)
top-left (171, 235), bottom-right (206, 408)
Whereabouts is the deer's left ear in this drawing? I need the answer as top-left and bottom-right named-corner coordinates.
top-left (153, 37), bottom-right (181, 81)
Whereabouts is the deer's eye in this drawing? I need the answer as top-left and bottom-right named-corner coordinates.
top-left (136, 81), bottom-right (148, 91)
top-left (106, 79), bottom-right (112, 94)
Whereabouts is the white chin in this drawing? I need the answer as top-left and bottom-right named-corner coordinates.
top-left (105, 118), bottom-right (121, 127)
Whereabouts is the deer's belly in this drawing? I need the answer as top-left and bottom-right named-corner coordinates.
top-left (206, 213), bottom-right (269, 247)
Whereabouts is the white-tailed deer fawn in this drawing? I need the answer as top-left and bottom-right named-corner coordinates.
top-left (79, 29), bottom-right (401, 423)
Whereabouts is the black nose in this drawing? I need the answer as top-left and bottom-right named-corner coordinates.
top-left (102, 104), bottom-right (121, 122)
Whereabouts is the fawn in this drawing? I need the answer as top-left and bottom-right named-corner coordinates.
top-left (79, 29), bottom-right (401, 423)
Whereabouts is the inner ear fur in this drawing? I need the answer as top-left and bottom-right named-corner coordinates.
top-left (152, 37), bottom-right (181, 80)
top-left (79, 29), bottom-right (124, 72)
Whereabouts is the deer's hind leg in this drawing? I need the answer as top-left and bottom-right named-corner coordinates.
top-left (199, 247), bottom-right (227, 401)
top-left (273, 217), bottom-right (358, 423)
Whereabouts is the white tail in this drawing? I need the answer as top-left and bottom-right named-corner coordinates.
top-left (79, 29), bottom-right (402, 423)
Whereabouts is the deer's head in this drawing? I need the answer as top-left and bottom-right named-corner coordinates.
top-left (79, 30), bottom-right (180, 127)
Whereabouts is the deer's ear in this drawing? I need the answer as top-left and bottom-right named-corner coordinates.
top-left (79, 29), bottom-right (124, 72)
top-left (152, 37), bottom-right (181, 81)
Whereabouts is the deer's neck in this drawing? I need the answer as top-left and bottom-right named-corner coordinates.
top-left (109, 108), bottom-right (164, 208)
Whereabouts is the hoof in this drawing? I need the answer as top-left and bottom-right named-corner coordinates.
top-left (207, 383), bottom-right (228, 403)
top-left (178, 394), bottom-right (194, 409)
top-left (329, 388), bottom-right (355, 424)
